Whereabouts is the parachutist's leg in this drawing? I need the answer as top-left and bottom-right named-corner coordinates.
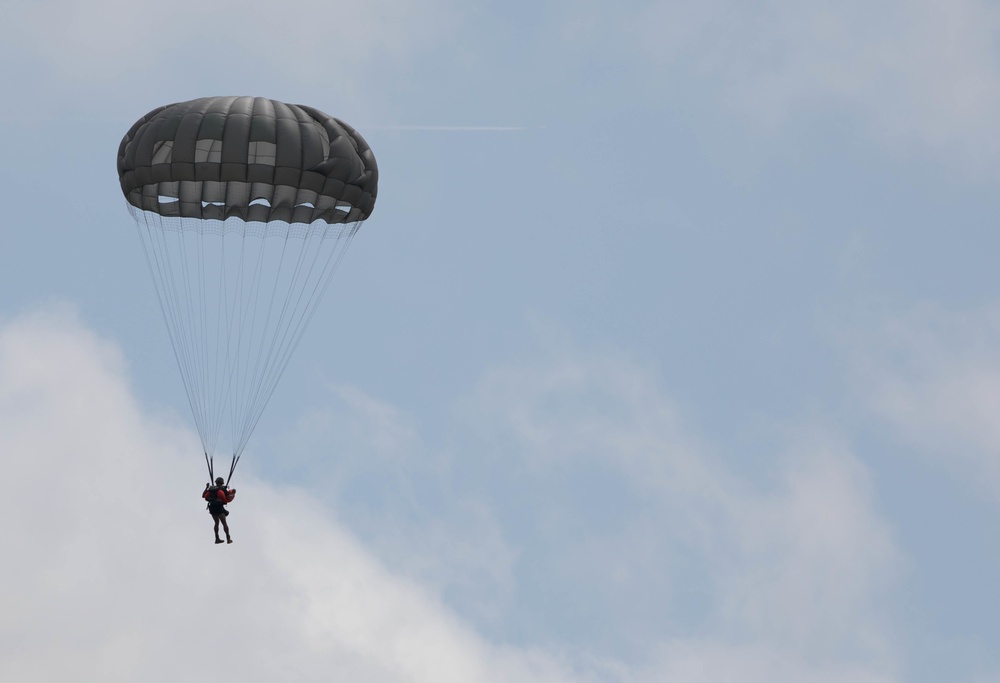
top-left (213, 514), bottom-right (223, 543)
top-left (220, 513), bottom-right (232, 543)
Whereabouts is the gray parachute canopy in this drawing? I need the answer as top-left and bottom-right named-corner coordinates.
top-left (117, 96), bottom-right (378, 224)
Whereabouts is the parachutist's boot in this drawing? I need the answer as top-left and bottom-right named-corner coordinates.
top-left (215, 538), bottom-right (224, 544)
top-left (226, 537), bottom-right (233, 544)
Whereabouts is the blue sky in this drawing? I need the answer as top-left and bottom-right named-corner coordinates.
top-left (2, 1), bottom-right (999, 681)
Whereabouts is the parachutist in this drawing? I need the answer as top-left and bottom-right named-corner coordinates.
top-left (203, 477), bottom-right (236, 544)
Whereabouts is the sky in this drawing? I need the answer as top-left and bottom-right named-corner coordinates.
top-left (1, 0), bottom-right (999, 681)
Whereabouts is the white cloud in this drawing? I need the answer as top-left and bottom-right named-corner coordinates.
top-left (275, 384), bottom-right (520, 628)
top-left (714, 437), bottom-right (896, 661)
top-left (0, 305), bottom-right (584, 683)
top-left (279, 331), bottom-right (903, 680)
top-left (615, 0), bottom-right (1000, 162)
top-left (0, 0), bottom-right (460, 116)
top-left (638, 639), bottom-right (896, 683)
top-left (466, 349), bottom-right (898, 665)
top-left (0, 305), bottom-right (906, 682)
top-left (851, 304), bottom-right (1000, 493)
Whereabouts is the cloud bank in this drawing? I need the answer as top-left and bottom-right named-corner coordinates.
top-left (278, 334), bottom-right (904, 680)
top-left (599, 0), bottom-right (1000, 162)
top-left (0, 0), bottom-right (460, 118)
top-left (0, 306), bottom-right (904, 682)
top-left (853, 304), bottom-right (1000, 495)
top-left (0, 306), bottom-right (580, 683)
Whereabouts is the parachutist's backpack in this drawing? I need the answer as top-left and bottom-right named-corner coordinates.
top-left (205, 486), bottom-right (227, 517)
top-left (206, 486), bottom-right (236, 506)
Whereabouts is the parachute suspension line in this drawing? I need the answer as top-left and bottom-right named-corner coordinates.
top-left (189, 226), bottom-right (211, 452)
top-left (216, 223), bottom-right (242, 457)
top-left (171, 215), bottom-right (221, 457)
top-left (174, 218), bottom-right (217, 453)
top-left (258, 225), bottom-right (356, 406)
top-left (233, 228), bottom-right (298, 458)
top-left (201, 222), bottom-right (224, 454)
top-left (236, 222), bottom-right (359, 457)
top-left (227, 227), bottom-right (269, 463)
top-left (227, 222), bottom-right (353, 460)
top-left (220, 226), bottom-right (242, 463)
top-left (168, 216), bottom-right (217, 456)
top-left (176, 217), bottom-right (214, 454)
top-left (131, 214), bottom-right (361, 482)
top-left (131, 208), bottom-right (212, 455)
top-left (205, 451), bottom-right (214, 481)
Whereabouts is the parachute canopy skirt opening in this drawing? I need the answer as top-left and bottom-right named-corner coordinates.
top-left (117, 96), bottom-right (378, 483)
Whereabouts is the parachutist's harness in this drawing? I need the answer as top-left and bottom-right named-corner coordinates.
top-left (204, 485), bottom-right (234, 516)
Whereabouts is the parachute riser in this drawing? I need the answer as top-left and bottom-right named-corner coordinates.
top-left (205, 451), bottom-right (239, 487)
top-left (226, 454), bottom-right (240, 487)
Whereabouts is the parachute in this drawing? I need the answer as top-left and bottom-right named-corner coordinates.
top-left (117, 96), bottom-right (378, 483)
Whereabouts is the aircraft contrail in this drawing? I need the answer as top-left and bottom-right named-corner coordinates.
top-left (363, 125), bottom-right (537, 131)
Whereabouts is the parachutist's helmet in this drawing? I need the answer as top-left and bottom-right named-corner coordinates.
top-left (215, 477), bottom-right (225, 486)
